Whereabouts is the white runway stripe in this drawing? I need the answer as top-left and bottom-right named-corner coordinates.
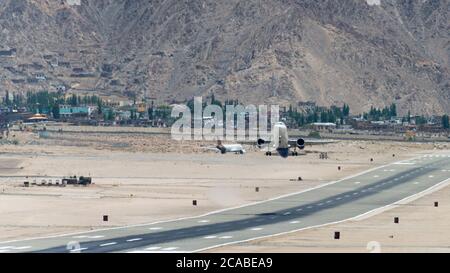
top-left (126, 238), bottom-right (142, 242)
top-left (161, 247), bottom-right (178, 251)
top-left (145, 247), bottom-right (161, 250)
top-left (100, 242), bottom-right (117, 247)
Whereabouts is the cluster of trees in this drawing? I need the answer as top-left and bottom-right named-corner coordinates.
top-left (2, 91), bottom-right (25, 106)
top-left (25, 91), bottom-right (63, 115)
top-left (66, 94), bottom-right (102, 107)
top-left (1, 91), bottom-right (106, 119)
top-left (363, 103), bottom-right (397, 121)
top-left (148, 105), bottom-right (173, 121)
top-left (103, 108), bottom-right (115, 121)
top-left (185, 95), bottom-right (244, 114)
top-left (3, 91), bottom-right (104, 110)
top-left (183, 95), bottom-right (352, 128)
top-left (3, 91), bottom-right (450, 130)
top-left (413, 115), bottom-right (428, 126)
top-left (285, 104), bottom-right (350, 127)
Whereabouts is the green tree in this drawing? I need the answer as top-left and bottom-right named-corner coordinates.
top-left (342, 104), bottom-right (350, 117)
top-left (104, 108), bottom-right (115, 121)
top-left (415, 115), bottom-right (427, 125)
top-left (148, 104), bottom-right (154, 121)
top-left (390, 103), bottom-right (397, 117)
top-left (52, 104), bottom-right (60, 119)
top-left (442, 115), bottom-right (450, 129)
top-left (70, 94), bottom-right (77, 106)
top-left (4, 91), bottom-right (10, 106)
top-left (97, 99), bottom-right (103, 115)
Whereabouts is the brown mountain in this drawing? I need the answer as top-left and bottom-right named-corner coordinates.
top-left (0, 0), bottom-right (448, 115)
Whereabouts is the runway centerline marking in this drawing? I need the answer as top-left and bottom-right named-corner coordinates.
top-left (70, 248), bottom-right (88, 252)
top-left (100, 242), bottom-right (117, 247)
top-left (126, 238), bottom-right (142, 242)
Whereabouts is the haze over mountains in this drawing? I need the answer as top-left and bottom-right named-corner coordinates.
top-left (0, 0), bottom-right (448, 115)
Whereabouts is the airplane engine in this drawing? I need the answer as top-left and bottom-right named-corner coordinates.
top-left (297, 138), bottom-right (305, 150)
top-left (257, 138), bottom-right (266, 148)
top-left (217, 146), bottom-right (227, 154)
top-left (216, 140), bottom-right (227, 154)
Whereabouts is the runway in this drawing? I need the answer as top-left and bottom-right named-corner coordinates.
top-left (1, 153), bottom-right (449, 253)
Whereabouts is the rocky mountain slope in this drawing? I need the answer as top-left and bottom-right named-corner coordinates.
top-left (0, 0), bottom-right (448, 115)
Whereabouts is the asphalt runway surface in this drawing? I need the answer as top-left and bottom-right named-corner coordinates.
top-left (0, 153), bottom-right (449, 253)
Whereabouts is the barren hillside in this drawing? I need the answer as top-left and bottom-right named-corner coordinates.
top-left (0, 0), bottom-right (448, 115)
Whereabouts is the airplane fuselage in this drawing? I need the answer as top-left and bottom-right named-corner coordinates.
top-left (273, 122), bottom-right (290, 158)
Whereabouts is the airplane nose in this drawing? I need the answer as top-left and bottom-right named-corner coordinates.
top-left (277, 148), bottom-right (289, 158)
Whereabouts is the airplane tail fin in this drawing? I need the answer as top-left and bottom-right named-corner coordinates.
top-left (216, 140), bottom-right (226, 154)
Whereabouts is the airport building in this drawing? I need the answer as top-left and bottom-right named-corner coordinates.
top-left (309, 122), bottom-right (337, 132)
top-left (59, 105), bottom-right (94, 118)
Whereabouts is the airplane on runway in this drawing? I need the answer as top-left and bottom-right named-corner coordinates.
top-left (204, 122), bottom-right (333, 157)
top-left (205, 140), bottom-right (246, 155)
top-left (257, 121), bottom-right (335, 158)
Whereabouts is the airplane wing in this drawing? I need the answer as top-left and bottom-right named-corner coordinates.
top-left (202, 147), bottom-right (221, 153)
top-left (226, 147), bottom-right (240, 152)
top-left (223, 144), bottom-right (246, 153)
top-left (240, 138), bottom-right (336, 148)
top-left (301, 139), bottom-right (337, 145)
top-left (288, 138), bottom-right (336, 146)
